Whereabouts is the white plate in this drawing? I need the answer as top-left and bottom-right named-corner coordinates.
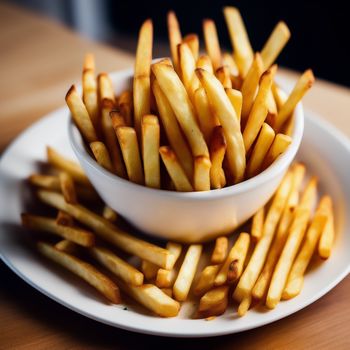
top-left (0, 107), bottom-right (349, 337)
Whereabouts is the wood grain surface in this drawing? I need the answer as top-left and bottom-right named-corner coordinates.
top-left (1, 2), bottom-right (350, 349)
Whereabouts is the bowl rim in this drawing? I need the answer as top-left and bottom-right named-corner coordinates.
top-left (68, 67), bottom-right (304, 200)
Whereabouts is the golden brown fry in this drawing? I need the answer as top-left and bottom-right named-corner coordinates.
top-left (243, 68), bottom-right (274, 153)
top-left (152, 80), bottom-right (193, 179)
top-left (252, 163), bottom-right (305, 300)
top-left (246, 123), bottom-right (275, 178)
top-left (37, 190), bottom-right (173, 269)
top-left (225, 88), bottom-right (242, 121)
top-left (233, 172), bottom-right (293, 301)
top-left (203, 19), bottom-right (222, 70)
top-left (251, 206), bottom-right (265, 242)
top-left (159, 146), bottom-right (193, 192)
top-left (98, 73), bottom-right (115, 102)
top-left (173, 244), bottom-right (202, 301)
top-left (216, 66), bottom-right (232, 89)
top-left (193, 87), bottom-right (219, 144)
top-left (215, 232), bottom-right (250, 286)
top-left (211, 236), bottom-right (228, 264)
top-left (47, 147), bottom-right (90, 186)
top-left (142, 115), bottom-right (160, 189)
top-left (118, 90), bottom-right (133, 126)
top-left (110, 110), bottom-right (127, 129)
top-left (55, 239), bottom-right (77, 254)
top-left (237, 295), bottom-right (252, 317)
top-left (22, 213), bottom-right (95, 247)
top-left (282, 197), bottom-right (329, 299)
top-left (90, 141), bottom-right (113, 172)
top-left (194, 265), bottom-right (220, 296)
top-left (261, 21), bottom-right (291, 70)
top-left (274, 70), bottom-right (315, 131)
top-left (194, 156), bottom-right (211, 191)
top-left (272, 83), bottom-right (288, 111)
top-left (102, 205), bottom-right (118, 222)
top-left (198, 285), bottom-right (229, 318)
top-left (116, 127), bottom-right (144, 185)
top-left (37, 242), bottom-right (120, 303)
top-left (196, 68), bottom-right (246, 183)
top-left (318, 197), bottom-right (335, 259)
top-left (167, 11), bottom-right (182, 74)
top-left (118, 280), bottom-right (180, 317)
top-left (196, 55), bottom-right (214, 74)
top-left (262, 133), bottom-right (292, 170)
top-left (56, 210), bottom-right (74, 227)
top-left (222, 52), bottom-right (239, 77)
top-left (141, 260), bottom-right (159, 280)
top-left (183, 33), bottom-right (199, 61)
top-left (133, 19), bottom-right (153, 138)
top-left (152, 63), bottom-right (209, 158)
top-left (65, 85), bottom-right (97, 143)
top-left (240, 53), bottom-right (264, 123)
top-left (209, 126), bottom-right (227, 189)
top-left (90, 246), bottom-right (144, 286)
top-left (223, 6), bottom-right (254, 77)
top-left (59, 171), bottom-right (77, 204)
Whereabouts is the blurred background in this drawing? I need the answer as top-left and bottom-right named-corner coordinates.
top-left (9, 0), bottom-right (350, 87)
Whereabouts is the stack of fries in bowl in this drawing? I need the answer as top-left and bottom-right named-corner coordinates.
top-left (22, 7), bottom-right (335, 319)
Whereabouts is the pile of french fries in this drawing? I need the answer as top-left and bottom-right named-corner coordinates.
top-left (23, 147), bottom-right (334, 318)
top-left (65, 7), bottom-right (314, 191)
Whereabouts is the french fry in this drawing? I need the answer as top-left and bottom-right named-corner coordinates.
top-left (203, 19), bottom-right (222, 70)
top-left (266, 87), bottom-right (278, 126)
top-left (65, 85), bottom-right (97, 143)
top-left (59, 171), bottom-right (77, 204)
top-left (222, 52), bottom-right (239, 77)
top-left (90, 246), bottom-right (144, 286)
top-left (102, 205), bottom-right (118, 222)
top-left (196, 68), bottom-right (246, 183)
top-left (173, 244), bottom-right (202, 301)
top-left (198, 285), bottom-right (229, 318)
top-left (282, 197), bottom-right (329, 299)
top-left (22, 213), bottom-right (95, 247)
top-left (159, 146), bottom-right (193, 192)
top-left (223, 6), bottom-right (254, 77)
top-left (216, 66), bottom-right (232, 89)
top-left (56, 210), bottom-right (74, 227)
top-left (194, 265), bottom-right (220, 296)
top-left (283, 114), bottom-right (295, 136)
top-left (233, 172), bottom-right (293, 301)
top-left (28, 174), bottom-right (98, 201)
top-left (194, 156), bottom-right (211, 191)
top-left (237, 295), bottom-right (252, 317)
top-left (152, 63), bottom-right (209, 158)
top-left (183, 33), bottom-right (199, 61)
top-left (55, 239), bottom-right (77, 254)
top-left (318, 197), bottom-right (335, 259)
top-left (261, 21), bottom-right (291, 70)
top-left (178, 42), bottom-right (200, 100)
top-left (152, 80), bottom-right (193, 179)
top-left (167, 11), bottom-right (182, 74)
top-left (252, 163), bottom-right (305, 300)
top-left (196, 55), bottom-right (214, 74)
top-left (110, 110), bottom-right (127, 130)
top-left (209, 126), bottom-right (227, 189)
top-left (274, 69), bottom-right (315, 131)
top-left (225, 88), bottom-right (242, 121)
top-left (240, 53), bottom-right (264, 123)
top-left (142, 115), bottom-right (160, 189)
top-left (116, 127), bottom-right (144, 185)
top-left (133, 19), bottom-right (153, 138)
top-left (272, 83), bottom-right (288, 111)
top-left (118, 280), bottom-right (180, 317)
top-left (251, 206), bottom-right (265, 242)
top-left (246, 123), bottom-right (275, 178)
top-left (37, 242), bottom-right (120, 303)
top-left (141, 260), bottom-right (159, 280)
top-left (194, 87), bottom-right (219, 144)
top-left (90, 141), bottom-right (113, 172)
top-left (82, 54), bottom-right (99, 132)
top-left (262, 133), bottom-right (292, 170)
top-left (215, 232), bottom-right (250, 286)
top-left (37, 190), bottom-right (173, 269)
top-left (46, 147), bottom-right (90, 186)
top-left (118, 90), bottom-right (133, 126)
top-left (266, 178), bottom-right (318, 309)
top-left (98, 73), bottom-right (115, 102)
top-left (211, 236), bottom-right (228, 265)
top-left (243, 68), bottom-right (274, 153)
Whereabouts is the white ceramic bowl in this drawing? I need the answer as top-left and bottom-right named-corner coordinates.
top-left (68, 67), bottom-right (304, 243)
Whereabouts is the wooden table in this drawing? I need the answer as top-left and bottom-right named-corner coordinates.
top-left (1, 3), bottom-right (350, 349)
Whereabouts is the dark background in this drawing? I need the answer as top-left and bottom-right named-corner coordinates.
top-left (9, 0), bottom-right (350, 87)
